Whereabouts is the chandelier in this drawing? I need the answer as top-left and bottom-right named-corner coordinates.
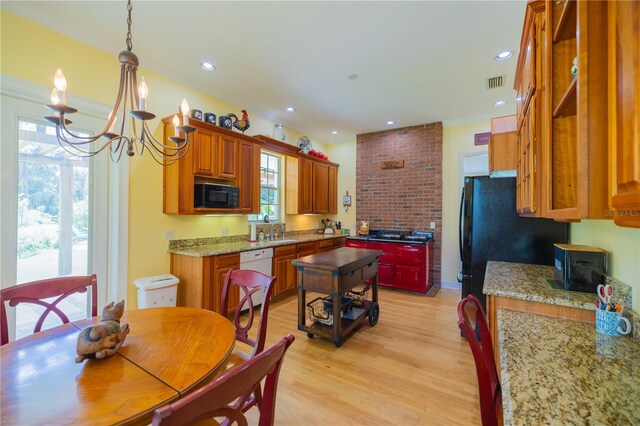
top-left (44, 0), bottom-right (195, 165)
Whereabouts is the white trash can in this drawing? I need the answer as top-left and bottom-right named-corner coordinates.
top-left (134, 274), bottom-right (179, 309)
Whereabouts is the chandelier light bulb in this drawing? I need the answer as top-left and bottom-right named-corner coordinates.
top-left (53, 69), bottom-right (67, 91)
top-left (180, 97), bottom-right (190, 125)
top-left (172, 114), bottom-right (180, 137)
top-left (50, 88), bottom-right (60, 105)
top-left (138, 77), bottom-right (148, 111)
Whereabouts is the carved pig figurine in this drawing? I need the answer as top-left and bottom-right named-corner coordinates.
top-left (75, 300), bottom-right (130, 363)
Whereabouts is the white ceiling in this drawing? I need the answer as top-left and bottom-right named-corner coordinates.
top-left (4, 1), bottom-right (525, 144)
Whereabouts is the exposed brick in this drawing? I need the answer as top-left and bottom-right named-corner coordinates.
top-left (356, 122), bottom-right (443, 286)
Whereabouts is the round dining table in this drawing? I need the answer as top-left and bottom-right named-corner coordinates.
top-left (1, 307), bottom-right (235, 425)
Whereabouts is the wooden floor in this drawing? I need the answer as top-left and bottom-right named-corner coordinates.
top-left (243, 288), bottom-right (482, 425)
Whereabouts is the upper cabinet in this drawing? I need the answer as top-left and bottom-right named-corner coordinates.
top-left (544, 0), bottom-right (609, 222)
top-left (162, 117), bottom-right (261, 215)
top-left (286, 154), bottom-right (339, 215)
top-left (514, 0), bottom-right (629, 224)
top-left (514, 1), bottom-right (546, 217)
top-left (608, 1), bottom-right (640, 227)
top-left (489, 114), bottom-right (517, 175)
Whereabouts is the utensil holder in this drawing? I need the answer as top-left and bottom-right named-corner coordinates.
top-left (596, 309), bottom-right (631, 336)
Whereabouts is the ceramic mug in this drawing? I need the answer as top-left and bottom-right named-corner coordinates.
top-left (596, 309), bottom-right (631, 336)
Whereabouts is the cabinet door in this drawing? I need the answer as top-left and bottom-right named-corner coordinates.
top-left (328, 165), bottom-right (338, 214)
top-left (377, 263), bottom-right (395, 287)
top-left (297, 241), bottom-right (318, 259)
top-left (333, 237), bottom-right (346, 248)
top-left (522, 23), bottom-right (536, 112)
top-left (395, 265), bottom-right (421, 291)
top-left (300, 159), bottom-right (313, 214)
top-left (217, 134), bottom-right (238, 179)
top-left (317, 239), bottom-right (334, 253)
top-left (313, 162), bottom-right (329, 213)
top-left (238, 140), bottom-right (258, 213)
top-left (192, 128), bottom-right (216, 177)
top-left (489, 132), bottom-right (518, 172)
top-left (273, 246), bottom-right (297, 296)
top-left (212, 253), bottom-right (240, 316)
top-left (609, 1), bottom-right (640, 227)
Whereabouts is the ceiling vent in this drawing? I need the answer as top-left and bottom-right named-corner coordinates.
top-left (486, 75), bottom-right (505, 89)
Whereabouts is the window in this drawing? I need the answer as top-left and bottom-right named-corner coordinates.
top-left (249, 152), bottom-right (282, 221)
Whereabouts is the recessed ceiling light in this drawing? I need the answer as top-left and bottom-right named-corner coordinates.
top-left (495, 51), bottom-right (513, 61)
top-left (386, 120), bottom-right (395, 125)
top-left (494, 100), bottom-right (507, 107)
top-left (348, 73), bottom-right (359, 80)
top-left (286, 106), bottom-right (295, 112)
top-left (331, 130), bottom-right (338, 135)
top-left (200, 62), bottom-right (215, 71)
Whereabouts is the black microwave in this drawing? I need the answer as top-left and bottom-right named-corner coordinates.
top-left (194, 183), bottom-right (239, 208)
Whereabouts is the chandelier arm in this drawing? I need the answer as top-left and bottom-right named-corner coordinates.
top-left (55, 126), bottom-right (117, 158)
top-left (141, 121), bottom-right (189, 153)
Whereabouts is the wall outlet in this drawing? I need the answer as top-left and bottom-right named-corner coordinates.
top-left (430, 222), bottom-right (436, 229)
top-left (221, 227), bottom-right (229, 236)
top-left (164, 229), bottom-right (175, 240)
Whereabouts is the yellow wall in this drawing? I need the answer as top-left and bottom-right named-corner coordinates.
top-left (326, 141), bottom-right (357, 234)
top-left (571, 220), bottom-right (640, 311)
top-left (441, 121), bottom-right (490, 285)
top-left (1, 11), bottom-right (323, 306)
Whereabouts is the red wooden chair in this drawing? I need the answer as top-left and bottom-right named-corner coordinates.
top-left (457, 295), bottom-right (502, 426)
top-left (219, 269), bottom-right (277, 411)
top-left (1, 275), bottom-right (98, 345)
top-left (152, 333), bottom-right (295, 426)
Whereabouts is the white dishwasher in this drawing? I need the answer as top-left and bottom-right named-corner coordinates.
top-left (239, 248), bottom-right (274, 308)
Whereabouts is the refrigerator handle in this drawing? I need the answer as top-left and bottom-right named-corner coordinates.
top-left (458, 187), bottom-right (465, 261)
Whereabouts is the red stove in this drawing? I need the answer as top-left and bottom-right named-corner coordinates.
top-left (345, 230), bottom-right (434, 293)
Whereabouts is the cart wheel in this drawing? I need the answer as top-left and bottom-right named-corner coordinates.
top-left (368, 302), bottom-right (379, 326)
top-left (307, 332), bottom-right (314, 339)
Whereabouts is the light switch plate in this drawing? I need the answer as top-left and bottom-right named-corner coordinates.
top-left (430, 222), bottom-right (436, 229)
top-left (164, 229), bottom-right (175, 240)
top-left (221, 227), bottom-right (229, 236)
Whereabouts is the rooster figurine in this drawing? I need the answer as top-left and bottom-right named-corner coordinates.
top-left (232, 110), bottom-right (250, 133)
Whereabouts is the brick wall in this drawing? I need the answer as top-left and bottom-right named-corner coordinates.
top-left (356, 122), bottom-right (443, 287)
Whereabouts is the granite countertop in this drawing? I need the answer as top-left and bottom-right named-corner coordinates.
top-left (483, 261), bottom-right (597, 310)
top-left (168, 233), bottom-right (347, 257)
top-left (498, 309), bottom-right (640, 426)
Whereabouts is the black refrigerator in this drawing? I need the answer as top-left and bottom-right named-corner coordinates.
top-left (458, 176), bottom-right (569, 309)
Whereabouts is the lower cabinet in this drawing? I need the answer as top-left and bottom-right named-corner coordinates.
top-left (317, 239), bottom-right (335, 253)
top-left (170, 252), bottom-right (239, 316)
top-left (272, 244), bottom-right (297, 297)
top-left (296, 241), bottom-right (317, 258)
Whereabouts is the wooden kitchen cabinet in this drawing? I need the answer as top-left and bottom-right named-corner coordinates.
top-left (317, 239), bottom-right (335, 253)
top-left (514, 2), bottom-right (546, 217)
top-left (162, 116), bottom-right (262, 215)
top-left (297, 241), bottom-right (318, 259)
top-left (608, 1), bottom-right (640, 228)
top-left (273, 244), bottom-right (297, 296)
top-left (217, 134), bottom-right (238, 179)
top-left (286, 155), bottom-right (339, 215)
top-left (543, 0), bottom-right (608, 221)
top-left (489, 115), bottom-right (517, 174)
top-left (169, 252), bottom-right (239, 316)
top-left (192, 127), bottom-right (217, 177)
top-left (238, 139), bottom-right (259, 213)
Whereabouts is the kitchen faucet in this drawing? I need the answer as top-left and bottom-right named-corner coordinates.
top-left (281, 223), bottom-right (286, 239)
top-left (270, 223), bottom-right (275, 240)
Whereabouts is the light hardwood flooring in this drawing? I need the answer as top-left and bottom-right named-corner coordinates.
top-left (243, 288), bottom-right (482, 425)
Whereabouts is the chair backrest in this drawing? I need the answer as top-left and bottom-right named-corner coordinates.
top-left (457, 295), bottom-right (501, 426)
top-left (1, 274), bottom-right (98, 345)
top-left (221, 269), bottom-right (276, 357)
top-left (153, 333), bottom-right (295, 426)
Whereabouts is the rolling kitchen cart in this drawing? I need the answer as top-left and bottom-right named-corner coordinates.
top-left (292, 247), bottom-right (382, 347)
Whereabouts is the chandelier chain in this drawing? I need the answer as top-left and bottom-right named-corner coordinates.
top-left (126, 0), bottom-right (133, 51)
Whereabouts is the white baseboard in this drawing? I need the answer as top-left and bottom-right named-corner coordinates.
top-left (441, 280), bottom-right (461, 290)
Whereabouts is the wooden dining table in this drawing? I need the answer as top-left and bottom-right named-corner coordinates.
top-left (1, 307), bottom-right (235, 425)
